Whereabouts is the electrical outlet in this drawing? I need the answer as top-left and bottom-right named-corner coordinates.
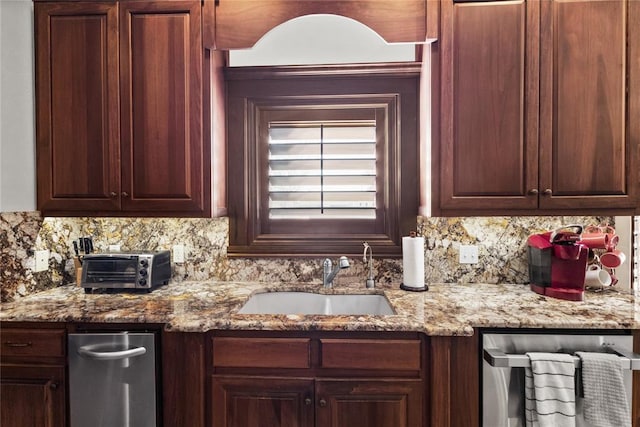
top-left (459, 245), bottom-right (479, 264)
top-left (109, 244), bottom-right (121, 252)
top-left (172, 244), bottom-right (185, 263)
top-left (34, 250), bottom-right (50, 272)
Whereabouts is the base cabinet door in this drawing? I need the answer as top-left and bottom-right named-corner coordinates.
top-left (315, 379), bottom-right (423, 427)
top-left (212, 376), bottom-right (315, 427)
top-left (0, 365), bottom-right (66, 427)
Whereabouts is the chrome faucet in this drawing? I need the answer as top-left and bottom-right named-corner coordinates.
top-left (363, 242), bottom-right (374, 289)
top-left (323, 256), bottom-right (350, 288)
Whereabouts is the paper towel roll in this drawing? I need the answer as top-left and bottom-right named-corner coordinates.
top-left (402, 235), bottom-right (425, 288)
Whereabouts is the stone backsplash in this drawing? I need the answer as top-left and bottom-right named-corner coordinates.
top-left (0, 212), bottom-right (612, 302)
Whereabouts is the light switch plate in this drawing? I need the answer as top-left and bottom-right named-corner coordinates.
top-left (34, 249), bottom-right (50, 272)
top-left (459, 245), bottom-right (479, 264)
top-left (172, 244), bottom-right (185, 263)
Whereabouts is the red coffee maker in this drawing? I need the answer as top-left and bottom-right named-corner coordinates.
top-left (527, 225), bottom-right (588, 301)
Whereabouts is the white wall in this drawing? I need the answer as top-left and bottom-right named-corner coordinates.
top-left (0, 0), bottom-right (36, 212)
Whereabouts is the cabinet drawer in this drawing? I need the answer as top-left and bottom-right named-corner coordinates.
top-left (1, 329), bottom-right (65, 358)
top-left (213, 337), bottom-right (311, 369)
top-left (320, 339), bottom-right (421, 370)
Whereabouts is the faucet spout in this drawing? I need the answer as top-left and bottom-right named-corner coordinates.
top-left (363, 242), bottom-right (375, 289)
top-left (323, 256), bottom-right (350, 288)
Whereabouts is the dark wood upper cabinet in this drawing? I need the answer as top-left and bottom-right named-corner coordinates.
top-left (438, 0), bottom-right (539, 212)
top-left (120, 0), bottom-right (206, 214)
top-left (35, 2), bottom-right (121, 213)
top-left (435, 0), bottom-right (639, 215)
top-left (35, 0), bottom-right (211, 217)
top-left (538, 0), bottom-right (637, 210)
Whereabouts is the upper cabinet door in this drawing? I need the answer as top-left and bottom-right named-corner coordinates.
top-left (120, 1), bottom-right (208, 215)
top-left (438, 0), bottom-right (539, 212)
top-left (35, 2), bottom-right (120, 214)
top-left (538, 0), bottom-right (638, 210)
top-left (213, 0), bottom-right (431, 49)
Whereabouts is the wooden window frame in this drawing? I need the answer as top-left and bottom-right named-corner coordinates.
top-left (226, 64), bottom-right (420, 257)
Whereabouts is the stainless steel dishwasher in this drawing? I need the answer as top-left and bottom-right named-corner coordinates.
top-left (68, 332), bottom-right (158, 427)
top-left (481, 331), bottom-right (640, 427)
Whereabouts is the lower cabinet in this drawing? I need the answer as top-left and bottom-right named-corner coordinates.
top-left (209, 332), bottom-right (426, 427)
top-left (315, 378), bottom-right (423, 427)
top-left (212, 376), bottom-right (314, 427)
top-left (212, 376), bottom-right (422, 427)
top-left (0, 365), bottom-right (65, 427)
top-left (0, 325), bottom-right (67, 427)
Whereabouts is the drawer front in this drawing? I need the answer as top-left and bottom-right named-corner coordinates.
top-left (1, 329), bottom-right (66, 358)
top-left (320, 339), bottom-right (421, 370)
top-left (213, 337), bottom-right (311, 369)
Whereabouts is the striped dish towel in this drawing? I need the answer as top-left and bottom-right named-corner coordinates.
top-left (576, 351), bottom-right (631, 427)
top-left (525, 352), bottom-right (576, 427)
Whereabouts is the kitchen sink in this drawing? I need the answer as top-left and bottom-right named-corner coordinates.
top-left (237, 292), bottom-right (395, 315)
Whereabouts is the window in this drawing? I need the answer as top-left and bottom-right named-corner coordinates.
top-left (267, 120), bottom-right (377, 220)
top-left (226, 64), bottom-right (420, 257)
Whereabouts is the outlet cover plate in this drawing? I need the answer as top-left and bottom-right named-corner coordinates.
top-left (459, 245), bottom-right (479, 264)
top-left (34, 249), bottom-right (50, 272)
top-left (172, 244), bottom-right (185, 263)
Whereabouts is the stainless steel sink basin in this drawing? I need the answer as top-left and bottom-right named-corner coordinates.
top-left (237, 292), bottom-right (395, 315)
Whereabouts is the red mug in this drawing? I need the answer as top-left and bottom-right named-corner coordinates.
top-left (600, 249), bottom-right (626, 269)
top-left (580, 232), bottom-right (610, 249)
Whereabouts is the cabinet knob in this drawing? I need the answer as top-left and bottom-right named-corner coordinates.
top-left (527, 189), bottom-right (539, 195)
top-left (49, 382), bottom-right (58, 390)
top-left (121, 192), bottom-right (129, 197)
top-left (319, 399), bottom-right (327, 407)
top-left (542, 189), bottom-right (553, 196)
top-left (109, 191), bottom-right (117, 198)
top-left (305, 398), bottom-right (312, 406)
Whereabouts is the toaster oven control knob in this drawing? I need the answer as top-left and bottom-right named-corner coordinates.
top-left (138, 278), bottom-right (147, 286)
top-left (140, 259), bottom-right (148, 267)
top-left (139, 269), bottom-right (148, 277)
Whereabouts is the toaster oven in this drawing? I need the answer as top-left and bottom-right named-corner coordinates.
top-left (81, 250), bottom-right (171, 293)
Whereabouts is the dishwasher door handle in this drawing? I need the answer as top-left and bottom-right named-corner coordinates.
top-left (484, 348), bottom-right (640, 370)
top-left (78, 345), bottom-right (147, 361)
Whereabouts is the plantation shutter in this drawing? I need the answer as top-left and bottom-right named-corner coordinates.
top-left (268, 121), bottom-right (377, 219)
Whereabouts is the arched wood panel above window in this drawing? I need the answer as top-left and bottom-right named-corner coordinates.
top-left (210, 0), bottom-right (438, 50)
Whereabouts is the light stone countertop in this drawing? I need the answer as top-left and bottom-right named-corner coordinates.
top-left (1, 281), bottom-right (638, 335)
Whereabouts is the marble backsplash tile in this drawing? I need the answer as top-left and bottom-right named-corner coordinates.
top-left (0, 212), bottom-right (612, 302)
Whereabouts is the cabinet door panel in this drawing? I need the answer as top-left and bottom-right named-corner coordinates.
top-left (315, 379), bottom-right (422, 427)
top-left (211, 376), bottom-right (314, 427)
top-left (539, 0), bottom-right (636, 209)
top-left (120, 0), bottom-right (206, 214)
top-left (0, 365), bottom-right (65, 427)
top-left (35, 2), bottom-right (120, 214)
top-left (439, 0), bottom-right (539, 210)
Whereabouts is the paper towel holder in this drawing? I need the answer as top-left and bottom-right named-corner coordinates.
top-left (400, 231), bottom-right (428, 292)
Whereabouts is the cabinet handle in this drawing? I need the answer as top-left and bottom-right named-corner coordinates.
top-left (304, 398), bottom-right (312, 406)
top-left (542, 189), bottom-right (553, 196)
top-left (527, 189), bottom-right (539, 195)
top-left (319, 399), bottom-right (327, 407)
top-left (121, 192), bottom-right (129, 197)
top-left (4, 341), bottom-right (32, 347)
top-left (109, 191), bottom-right (117, 197)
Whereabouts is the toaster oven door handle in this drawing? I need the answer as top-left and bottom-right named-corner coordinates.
top-left (78, 345), bottom-right (147, 361)
top-left (484, 348), bottom-right (640, 370)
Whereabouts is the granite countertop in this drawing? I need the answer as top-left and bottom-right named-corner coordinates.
top-left (1, 281), bottom-right (639, 335)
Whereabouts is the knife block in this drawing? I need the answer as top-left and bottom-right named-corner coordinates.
top-left (73, 257), bottom-right (82, 285)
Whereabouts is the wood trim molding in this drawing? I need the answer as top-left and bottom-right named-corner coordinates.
top-left (226, 65), bottom-right (420, 257)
